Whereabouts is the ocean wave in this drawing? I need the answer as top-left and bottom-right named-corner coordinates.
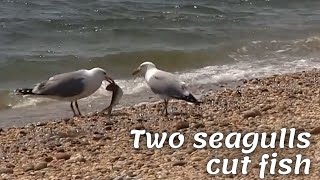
top-left (2, 36), bottom-right (320, 111)
top-left (5, 56), bottom-right (320, 112)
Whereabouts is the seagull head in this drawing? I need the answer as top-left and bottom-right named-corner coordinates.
top-left (132, 61), bottom-right (156, 75)
top-left (90, 68), bottom-right (114, 83)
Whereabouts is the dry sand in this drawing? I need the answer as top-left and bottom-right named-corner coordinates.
top-left (1, 69), bottom-right (320, 179)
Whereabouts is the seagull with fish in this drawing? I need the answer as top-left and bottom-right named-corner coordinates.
top-left (15, 68), bottom-right (114, 117)
top-left (133, 61), bottom-right (200, 116)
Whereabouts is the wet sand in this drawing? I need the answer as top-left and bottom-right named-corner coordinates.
top-left (0, 80), bottom-right (230, 128)
top-left (0, 69), bottom-right (320, 179)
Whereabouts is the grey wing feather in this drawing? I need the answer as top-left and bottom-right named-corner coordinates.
top-left (33, 70), bottom-right (86, 97)
top-left (148, 70), bottom-right (187, 99)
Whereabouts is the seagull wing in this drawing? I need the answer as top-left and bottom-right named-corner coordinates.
top-left (33, 70), bottom-right (86, 97)
top-left (147, 70), bottom-right (188, 99)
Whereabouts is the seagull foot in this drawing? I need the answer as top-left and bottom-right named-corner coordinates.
top-left (98, 111), bottom-right (112, 117)
top-left (73, 115), bottom-right (82, 119)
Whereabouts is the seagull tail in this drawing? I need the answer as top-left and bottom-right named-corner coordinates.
top-left (183, 93), bottom-right (201, 105)
top-left (14, 88), bottom-right (35, 95)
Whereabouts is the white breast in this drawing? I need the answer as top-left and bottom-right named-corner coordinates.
top-left (76, 71), bottom-right (103, 99)
top-left (145, 68), bottom-right (158, 83)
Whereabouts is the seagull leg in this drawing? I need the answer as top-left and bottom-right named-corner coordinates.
top-left (70, 102), bottom-right (77, 117)
top-left (163, 99), bottom-right (169, 116)
top-left (75, 101), bottom-right (82, 116)
top-left (166, 100), bottom-right (170, 116)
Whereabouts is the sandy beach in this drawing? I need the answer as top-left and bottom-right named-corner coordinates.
top-left (1, 69), bottom-right (320, 179)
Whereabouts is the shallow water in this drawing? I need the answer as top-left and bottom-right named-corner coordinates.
top-left (1, 0), bottom-right (320, 125)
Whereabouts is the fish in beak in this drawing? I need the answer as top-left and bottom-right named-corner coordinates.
top-left (105, 76), bottom-right (115, 84)
top-left (132, 68), bottom-right (141, 75)
top-left (100, 82), bottom-right (123, 115)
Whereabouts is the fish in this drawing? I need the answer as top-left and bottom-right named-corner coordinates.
top-left (101, 82), bottom-right (123, 115)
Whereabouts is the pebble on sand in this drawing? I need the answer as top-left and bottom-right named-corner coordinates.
top-left (310, 127), bottom-right (320, 135)
top-left (243, 108), bottom-right (262, 119)
top-left (34, 162), bottom-right (47, 171)
top-left (22, 164), bottom-right (34, 172)
top-left (44, 156), bottom-right (54, 163)
top-left (172, 161), bottom-right (187, 166)
top-left (5, 163), bottom-right (15, 169)
top-left (261, 104), bottom-right (276, 111)
top-left (67, 154), bottom-right (86, 163)
top-left (1, 69), bottom-right (320, 179)
top-left (55, 153), bottom-right (71, 160)
top-left (0, 167), bottom-right (14, 174)
top-left (175, 121), bottom-right (189, 130)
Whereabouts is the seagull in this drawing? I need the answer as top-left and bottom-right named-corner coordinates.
top-left (15, 68), bottom-right (114, 117)
top-left (133, 61), bottom-right (200, 116)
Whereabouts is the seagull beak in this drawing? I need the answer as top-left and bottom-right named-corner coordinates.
top-left (132, 68), bottom-right (141, 75)
top-left (105, 76), bottom-right (114, 84)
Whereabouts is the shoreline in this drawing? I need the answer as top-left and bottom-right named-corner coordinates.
top-left (2, 56), bottom-right (320, 127)
top-left (2, 55), bottom-right (320, 127)
top-left (1, 69), bottom-right (320, 179)
top-left (0, 76), bottom-right (237, 129)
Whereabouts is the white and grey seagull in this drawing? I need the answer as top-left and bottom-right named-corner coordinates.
top-left (133, 61), bottom-right (200, 116)
top-left (15, 68), bottom-right (114, 117)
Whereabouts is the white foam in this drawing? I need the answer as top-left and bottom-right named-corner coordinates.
top-left (12, 56), bottom-right (320, 109)
top-left (10, 35), bottom-right (320, 109)
top-left (12, 96), bottom-right (53, 109)
top-left (96, 57), bottom-right (320, 96)
top-left (178, 58), bottom-right (320, 86)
